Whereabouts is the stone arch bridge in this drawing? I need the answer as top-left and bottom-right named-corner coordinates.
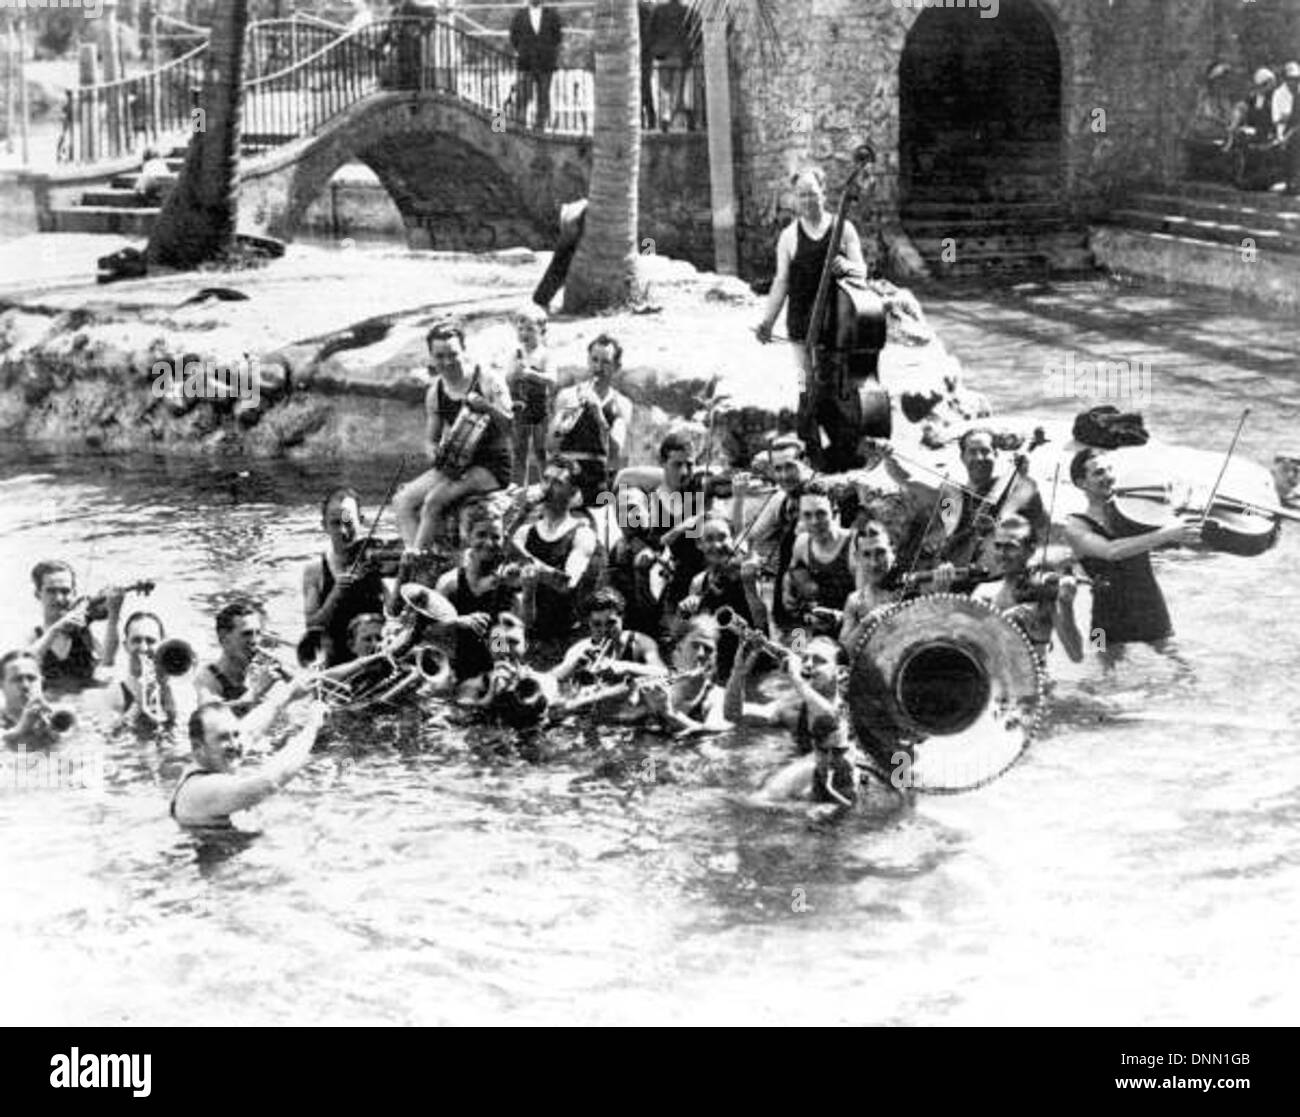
top-left (237, 90), bottom-right (710, 261)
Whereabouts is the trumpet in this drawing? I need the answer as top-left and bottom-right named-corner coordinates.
top-left (156, 638), bottom-right (196, 677)
top-left (18, 698), bottom-right (77, 738)
top-left (47, 706), bottom-right (77, 734)
top-left (715, 606), bottom-right (790, 661)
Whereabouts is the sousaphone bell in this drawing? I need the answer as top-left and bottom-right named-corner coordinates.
top-left (847, 595), bottom-right (1045, 792)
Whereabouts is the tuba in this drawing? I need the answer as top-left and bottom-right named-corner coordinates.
top-left (847, 595), bottom-right (1044, 793)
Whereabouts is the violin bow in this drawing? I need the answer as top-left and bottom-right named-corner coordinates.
top-left (1038, 463), bottom-right (1062, 570)
top-left (347, 455), bottom-right (407, 578)
top-left (1199, 408), bottom-right (1251, 528)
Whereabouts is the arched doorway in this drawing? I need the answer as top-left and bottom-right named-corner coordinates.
top-left (899, 1), bottom-right (1062, 210)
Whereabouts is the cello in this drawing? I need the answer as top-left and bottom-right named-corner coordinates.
top-left (1111, 410), bottom-right (1290, 557)
top-left (800, 143), bottom-right (890, 471)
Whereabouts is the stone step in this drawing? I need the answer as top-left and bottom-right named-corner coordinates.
top-left (110, 171), bottom-right (179, 191)
top-left (241, 132), bottom-right (298, 151)
top-left (901, 199), bottom-right (1068, 222)
top-left (1148, 178), bottom-right (1300, 214)
top-left (1090, 225), bottom-right (1300, 312)
top-left (1119, 192), bottom-right (1300, 233)
top-left (80, 187), bottom-right (161, 208)
top-left (1106, 208), bottom-right (1300, 255)
top-left (50, 205), bottom-right (159, 236)
top-left (904, 217), bottom-right (1075, 240)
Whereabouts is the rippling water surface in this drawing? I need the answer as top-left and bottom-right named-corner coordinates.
top-left (2, 285), bottom-right (1299, 1025)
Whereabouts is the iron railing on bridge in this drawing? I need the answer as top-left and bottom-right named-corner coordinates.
top-left (241, 17), bottom-right (593, 151)
top-left (57, 16), bottom-right (705, 166)
top-left (57, 41), bottom-right (208, 166)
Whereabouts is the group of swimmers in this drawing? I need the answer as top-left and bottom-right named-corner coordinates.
top-left (2, 305), bottom-right (1206, 830)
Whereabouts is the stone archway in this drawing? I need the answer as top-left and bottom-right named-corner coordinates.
top-left (899, 0), bottom-right (1062, 210)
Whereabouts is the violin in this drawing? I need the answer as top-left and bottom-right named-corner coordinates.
top-left (345, 536), bottom-right (405, 578)
top-left (1112, 482), bottom-right (1280, 558)
top-left (800, 143), bottom-right (890, 468)
top-left (83, 579), bottom-right (157, 623)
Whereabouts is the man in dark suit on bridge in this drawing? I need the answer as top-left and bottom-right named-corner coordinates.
top-left (510, 0), bottom-right (563, 131)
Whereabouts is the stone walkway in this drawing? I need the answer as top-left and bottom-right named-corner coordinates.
top-left (917, 276), bottom-right (1300, 463)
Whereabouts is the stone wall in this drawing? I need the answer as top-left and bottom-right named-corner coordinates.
top-left (726, 0), bottom-right (1232, 280)
top-left (239, 91), bottom-right (713, 267)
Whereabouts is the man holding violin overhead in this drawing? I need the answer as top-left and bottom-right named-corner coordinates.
top-left (27, 560), bottom-right (127, 691)
top-left (2, 650), bottom-right (77, 749)
top-left (1064, 448), bottom-right (1200, 670)
top-left (918, 427), bottom-right (1048, 594)
top-left (302, 486), bottom-right (391, 669)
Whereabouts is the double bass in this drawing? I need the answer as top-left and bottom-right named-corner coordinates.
top-left (799, 143), bottom-right (891, 471)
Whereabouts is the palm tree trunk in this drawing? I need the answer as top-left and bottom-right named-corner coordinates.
top-left (562, 0), bottom-right (641, 313)
top-left (146, 0), bottom-right (249, 270)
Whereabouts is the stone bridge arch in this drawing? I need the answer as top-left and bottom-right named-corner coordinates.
top-left (238, 92), bottom-right (592, 250)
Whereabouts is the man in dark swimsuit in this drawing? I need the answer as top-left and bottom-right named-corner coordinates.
top-left (617, 431), bottom-right (711, 626)
top-left (1063, 448), bottom-right (1201, 672)
top-left (194, 601), bottom-right (292, 720)
top-left (170, 696), bottom-right (323, 830)
top-left (973, 514), bottom-right (1084, 668)
top-left (435, 503), bottom-right (522, 683)
top-left (107, 610), bottom-right (193, 731)
top-left (919, 427), bottom-right (1047, 594)
top-left (393, 321), bottom-right (515, 557)
top-left (755, 166), bottom-right (880, 468)
top-left (679, 513), bottom-right (770, 678)
top-left (783, 480), bottom-right (856, 636)
top-left (511, 455), bottom-right (599, 653)
top-left (724, 632), bottom-right (866, 820)
top-left (733, 435), bottom-right (811, 636)
top-left (548, 333), bottom-right (633, 507)
top-left (28, 560), bottom-right (122, 693)
top-left (302, 487), bottom-right (390, 668)
top-left (549, 587), bottom-right (664, 721)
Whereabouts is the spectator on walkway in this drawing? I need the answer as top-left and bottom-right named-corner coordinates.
top-left (1273, 61), bottom-right (1300, 193)
top-left (639, 1), bottom-right (657, 131)
top-left (1186, 61), bottom-right (1240, 181)
top-left (648, 0), bottom-right (700, 131)
top-left (1231, 68), bottom-right (1284, 189)
top-left (509, 0), bottom-right (563, 131)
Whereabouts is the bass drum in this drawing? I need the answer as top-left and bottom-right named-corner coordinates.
top-left (848, 595), bottom-right (1045, 793)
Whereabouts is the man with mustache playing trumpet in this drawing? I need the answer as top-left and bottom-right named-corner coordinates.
top-left (1, 650), bottom-right (77, 749)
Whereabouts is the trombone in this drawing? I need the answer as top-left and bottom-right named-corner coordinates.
top-left (251, 636), bottom-right (355, 705)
